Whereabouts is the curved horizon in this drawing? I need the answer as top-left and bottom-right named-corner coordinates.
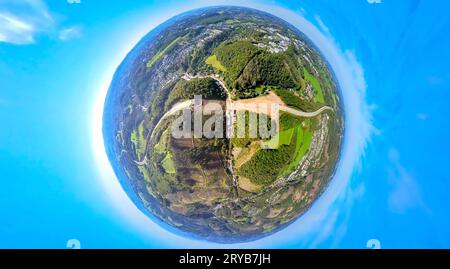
top-left (91, 2), bottom-right (372, 248)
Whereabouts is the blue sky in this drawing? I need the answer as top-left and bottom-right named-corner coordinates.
top-left (0, 0), bottom-right (449, 248)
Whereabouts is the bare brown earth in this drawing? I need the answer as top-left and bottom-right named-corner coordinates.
top-left (230, 92), bottom-right (285, 116)
top-left (238, 176), bottom-right (262, 193)
top-left (234, 141), bottom-right (261, 168)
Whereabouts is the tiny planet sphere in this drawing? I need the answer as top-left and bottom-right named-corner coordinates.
top-left (103, 6), bottom-right (344, 243)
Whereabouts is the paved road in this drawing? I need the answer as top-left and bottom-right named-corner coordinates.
top-left (149, 99), bottom-right (194, 142)
top-left (136, 73), bottom-right (332, 166)
top-left (280, 105), bottom-right (332, 117)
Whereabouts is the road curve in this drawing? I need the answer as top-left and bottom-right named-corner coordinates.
top-left (149, 99), bottom-right (194, 142)
top-left (136, 74), bottom-right (332, 165)
top-left (280, 105), bottom-right (332, 117)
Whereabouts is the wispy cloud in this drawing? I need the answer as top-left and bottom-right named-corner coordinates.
top-left (314, 15), bottom-right (329, 33)
top-left (387, 149), bottom-right (425, 213)
top-left (0, 0), bottom-right (82, 45)
top-left (0, 13), bottom-right (34, 44)
top-left (0, 0), bottom-right (55, 44)
top-left (367, 0), bottom-right (383, 4)
top-left (59, 26), bottom-right (82, 41)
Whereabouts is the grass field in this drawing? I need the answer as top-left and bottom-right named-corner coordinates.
top-left (154, 129), bottom-right (169, 154)
top-left (138, 122), bottom-right (146, 150)
top-left (205, 54), bottom-right (227, 72)
top-left (147, 37), bottom-right (181, 69)
top-left (281, 125), bottom-right (312, 176)
top-left (303, 68), bottom-right (325, 104)
top-left (261, 127), bottom-right (295, 149)
top-left (238, 112), bottom-right (315, 182)
top-left (162, 152), bottom-right (176, 174)
top-left (254, 85), bottom-right (265, 93)
top-left (130, 130), bottom-right (139, 158)
top-left (225, 19), bottom-right (239, 24)
top-left (298, 130), bottom-right (313, 159)
top-left (130, 122), bottom-right (147, 159)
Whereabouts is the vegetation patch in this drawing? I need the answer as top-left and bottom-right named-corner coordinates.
top-left (162, 152), bottom-right (176, 174)
top-left (303, 68), bottom-right (325, 104)
top-left (261, 128), bottom-right (295, 149)
top-left (138, 122), bottom-right (146, 151)
top-left (130, 122), bottom-right (147, 159)
top-left (205, 54), bottom-right (227, 72)
top-left (238, 140), bottom-right (296, 185)
top-left (215, 40), bottom-right (261, 82)
top-left (138, 165), bottom-right (151, 181)
top-left (146, 37), bottom-right (181, 69)
top-left (225, 19), bottom-right (239, 24)
top-left (281, 125), bottom-right (312, 176)
top-left (237, 51), bottom-right (297, 90)
top-left (166, 78), bottom-right (226, 108)
top-left (274, 88), bottom-right (319, 111)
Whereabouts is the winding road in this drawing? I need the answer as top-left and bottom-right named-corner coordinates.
top-left (136, 74), bottom-right (332, 168)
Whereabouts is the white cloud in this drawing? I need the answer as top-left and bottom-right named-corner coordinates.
top-left (0, 0), bottom-right (54, 44)
top-left (0, 13), bottom-right (35, 44)
top-left (367, 0), bottom-right (382, 4)
top-left (67, 0), bottom-right (81, 3)
top-left (0, 0), bottom-right (82, 45)
top-left (387, 149), bottom-right (424, 213)
top-left (59, 26), bottom-right (81, 41)
top-left (314, 15), bottom-right (329, 33)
